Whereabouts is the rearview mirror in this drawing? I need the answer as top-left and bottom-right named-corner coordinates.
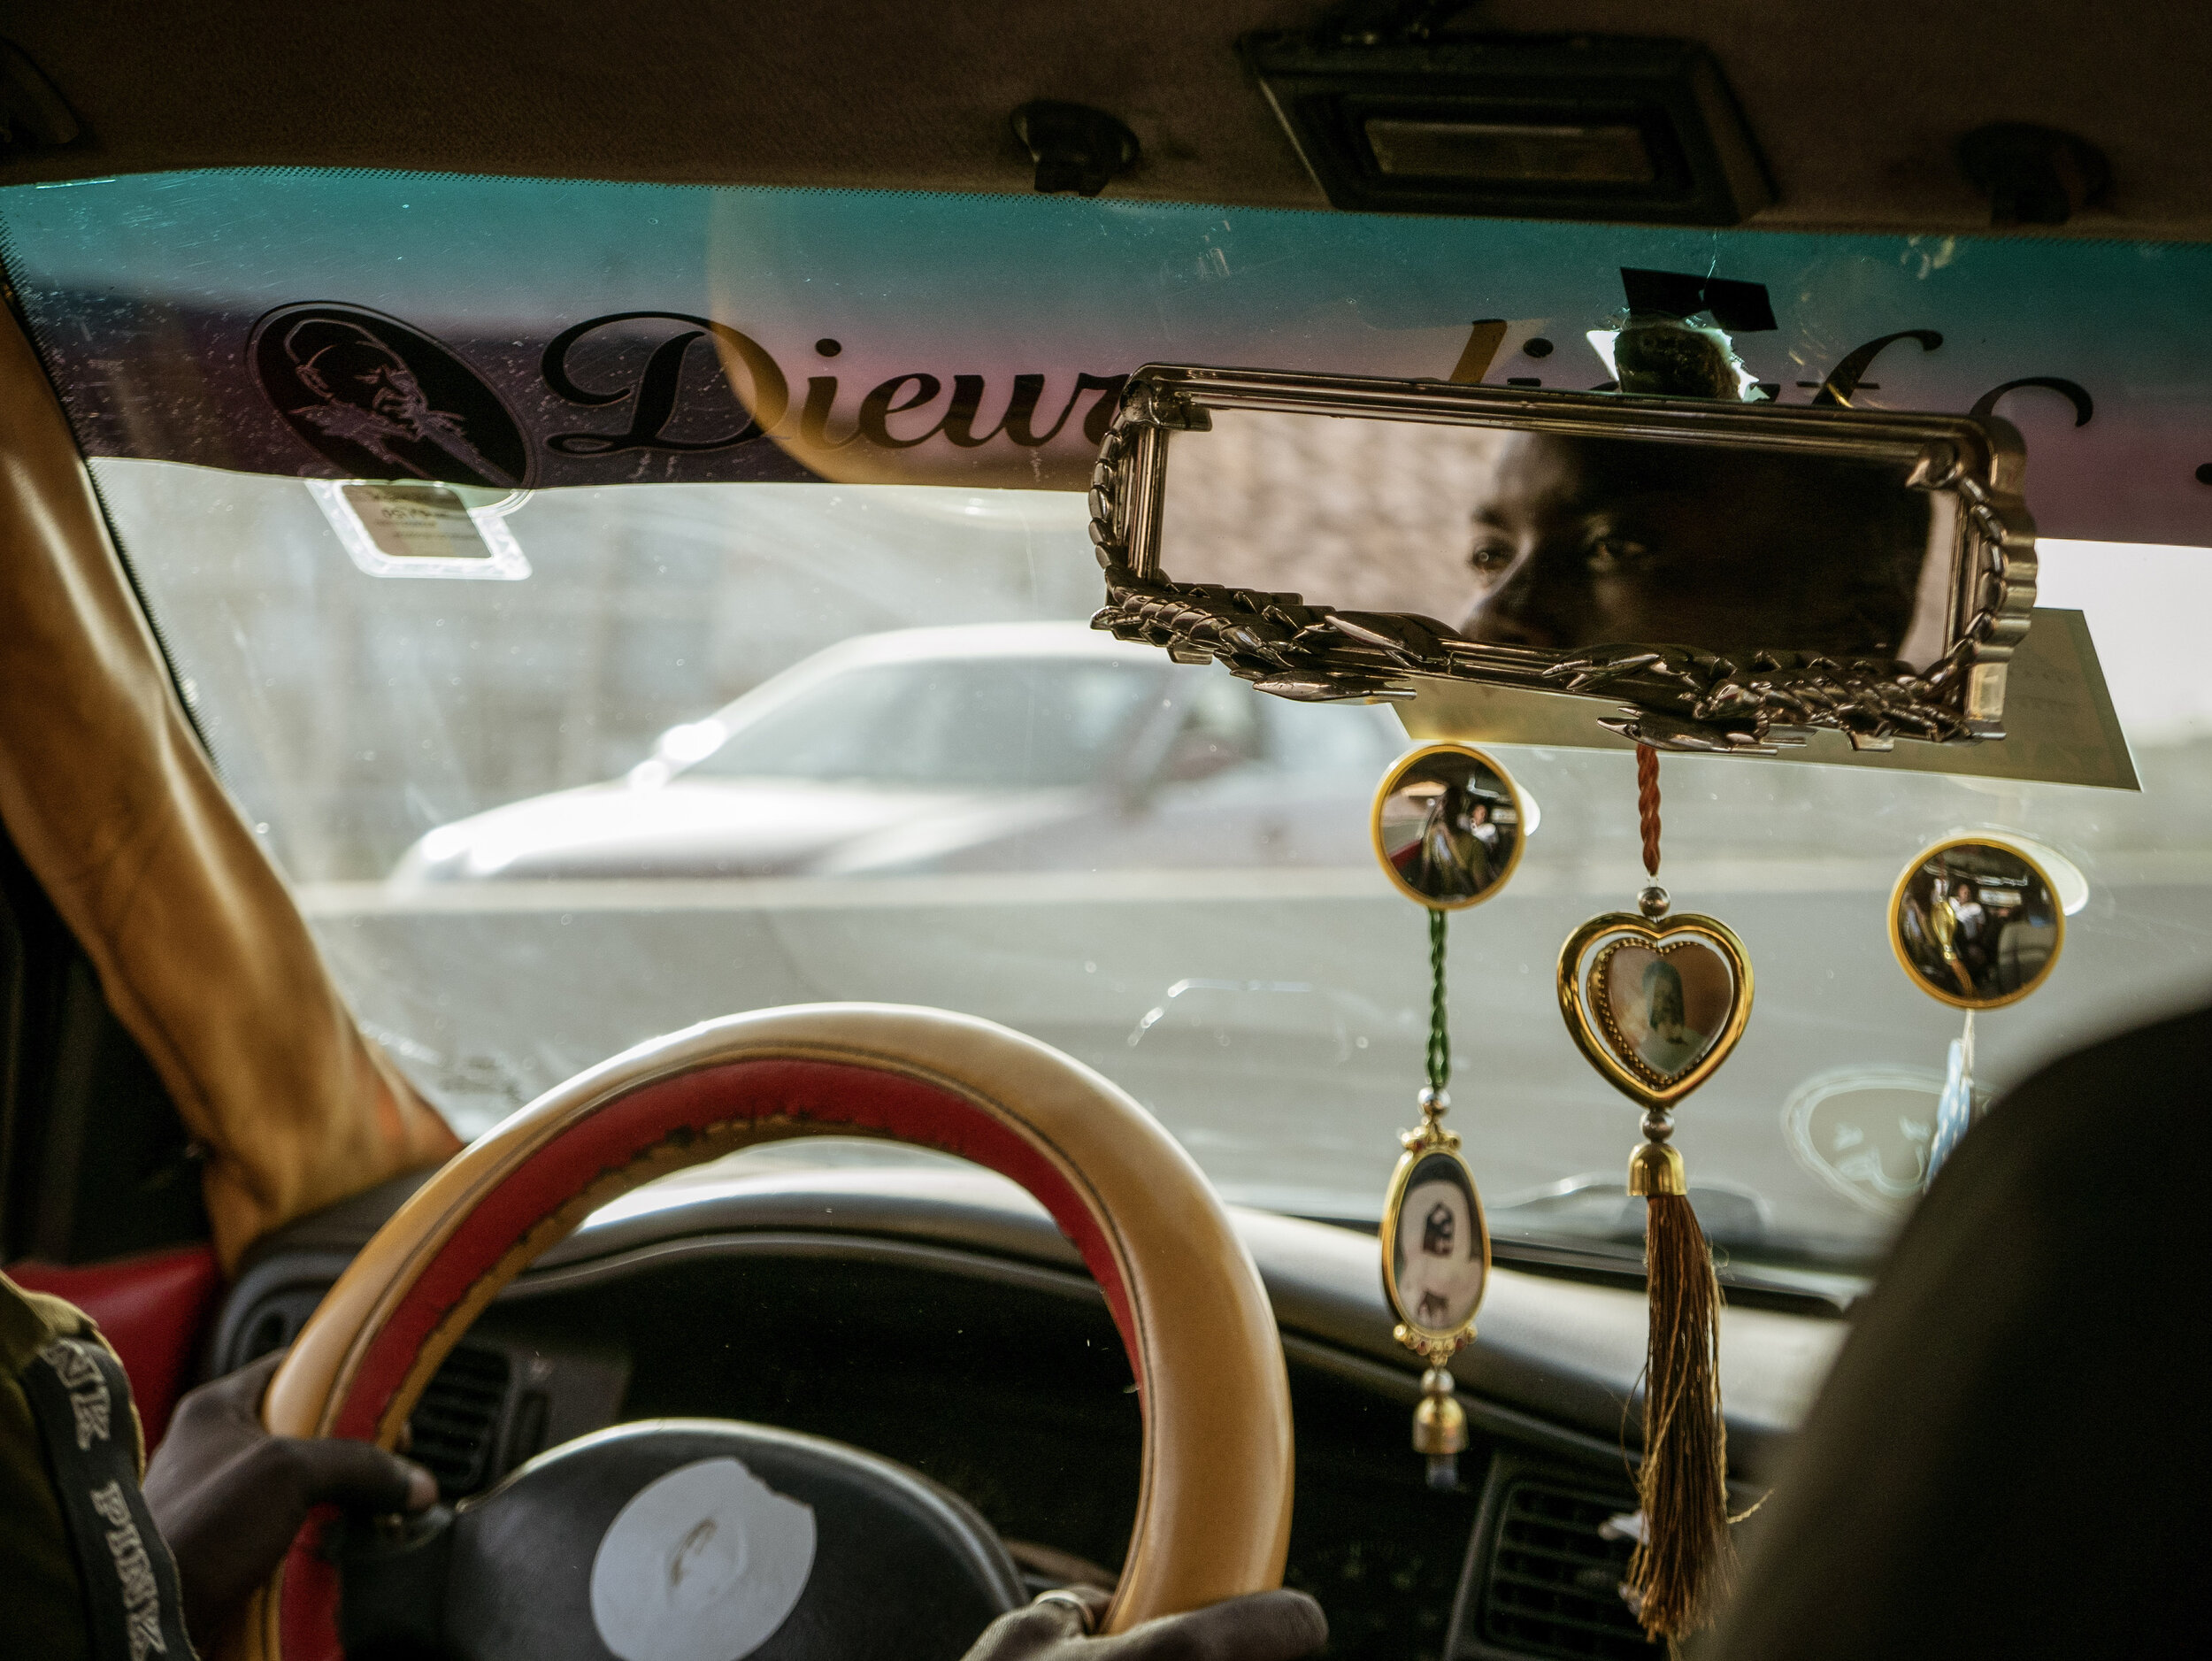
top-left (1087, 365), bottom-right (2035, 755)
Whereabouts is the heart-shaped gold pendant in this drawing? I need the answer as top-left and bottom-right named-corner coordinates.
top-left (1557, 912), bottom-right (1754, 1110)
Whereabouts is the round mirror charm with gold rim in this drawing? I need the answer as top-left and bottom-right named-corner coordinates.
top-left (1888, 834), bottom-right (2066, 1012)
top-left (1368, 742), bottom-right (1524, 1490)
top-left (1887, 834), bottom-right (2070, 1188)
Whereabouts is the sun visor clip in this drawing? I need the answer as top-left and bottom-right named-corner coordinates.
top-left (1010, 102), bottom-right (1141, 198)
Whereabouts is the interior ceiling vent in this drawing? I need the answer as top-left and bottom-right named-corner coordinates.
top-left (406, 1344), bottom-right (511, 1498)
top-left (1479, 1477), bottom-right (1661, 1660)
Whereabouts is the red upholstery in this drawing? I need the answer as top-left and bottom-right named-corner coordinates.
top-left (281, 1056), bottom-right (1146, 1659)
top-left (7, 1244), bottom-right (224, 1447)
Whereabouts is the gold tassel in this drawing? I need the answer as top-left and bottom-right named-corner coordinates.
top-left (1624, 1131), bottom-right (1732, 1641)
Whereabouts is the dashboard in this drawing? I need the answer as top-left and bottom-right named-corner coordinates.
top-left (211, 1164), bottom-right (1843, 1661)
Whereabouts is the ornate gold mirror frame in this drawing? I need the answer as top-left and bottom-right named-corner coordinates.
top-left (1087, 365), bottom-right (2036, 756)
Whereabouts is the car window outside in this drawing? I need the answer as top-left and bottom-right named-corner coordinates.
top-left (12, 163), bottom-right (2208, 1286)
top-left (88, 453), bottom-right (2212, 1286)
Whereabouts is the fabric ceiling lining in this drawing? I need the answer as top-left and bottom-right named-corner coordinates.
top-left (0, 1), bottom-right (2206, 242)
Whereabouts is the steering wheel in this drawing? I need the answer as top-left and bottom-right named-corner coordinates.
top-left (240, 1004), bottom-right (1294, 1661)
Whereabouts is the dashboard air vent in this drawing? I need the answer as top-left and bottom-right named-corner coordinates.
top-left (406, 1344), bottom-right (511, 1497)
top-left (1479, 1477), bottom-right (1660, 1660)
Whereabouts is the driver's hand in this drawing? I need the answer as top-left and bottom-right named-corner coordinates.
top-left (964, 1586), bottom-right (1327, 1660)
top-left (142, 1350), bottom-right (437, 1646)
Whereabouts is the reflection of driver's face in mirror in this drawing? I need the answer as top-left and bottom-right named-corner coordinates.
top-left (1460, 432), bottom-right (1931, 658)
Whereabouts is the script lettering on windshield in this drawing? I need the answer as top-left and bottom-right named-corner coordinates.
top-left (245, 304), bottom-right (1129, 489)
top-left (227, 300), bottom-right (2082, 500)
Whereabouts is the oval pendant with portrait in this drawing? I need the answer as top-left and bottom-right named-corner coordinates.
top-left (1381, 1144), bottom-right (1490, 1348)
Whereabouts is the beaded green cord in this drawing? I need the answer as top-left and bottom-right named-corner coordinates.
top-left (1425, 906), bottom-right (1450, 1097)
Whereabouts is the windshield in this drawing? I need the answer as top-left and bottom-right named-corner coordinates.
top-left (11, 171), bottom-right (2212, 1287)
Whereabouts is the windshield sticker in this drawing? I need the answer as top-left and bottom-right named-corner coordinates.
top-left (308, 479), bottom-right (532, 580)
top-left (251, 302), bottom-right (530, 487)
top-left (1781, 1069), bottom-right (1950, 1211)
top-left (3, 171), bottom-right (2209, 538)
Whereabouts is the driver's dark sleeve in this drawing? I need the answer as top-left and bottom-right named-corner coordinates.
top-left (0, 1272), bottom-right (144, 1661)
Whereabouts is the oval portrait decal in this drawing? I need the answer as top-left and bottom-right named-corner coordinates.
top-left (250, 302), bottom-right (529, 487)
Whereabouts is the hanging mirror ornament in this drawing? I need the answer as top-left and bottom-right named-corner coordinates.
top-left (1370, 742), bottom-right (1524, 1490)
top-left (1555, 744), bottom-right (1750, 1644)
top-left (1888, 837), bottom-right (2067, 1188)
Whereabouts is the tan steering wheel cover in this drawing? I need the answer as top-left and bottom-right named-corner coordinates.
top-left (249, 1004), bottom-right (1292, 1653)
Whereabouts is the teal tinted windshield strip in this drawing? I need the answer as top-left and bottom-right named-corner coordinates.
top-left (1, 170), bottom-right (2208, 541)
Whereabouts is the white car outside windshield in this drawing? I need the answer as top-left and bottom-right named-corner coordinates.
top-left (394, 623), bottom-right (1404, 883)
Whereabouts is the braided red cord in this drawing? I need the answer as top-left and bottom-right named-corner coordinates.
top-left (1637, 743), bottom-right (1662, 878)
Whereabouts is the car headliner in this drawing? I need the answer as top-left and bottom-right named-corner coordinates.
top-left (0, 1), bottom-right (2208, 242)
